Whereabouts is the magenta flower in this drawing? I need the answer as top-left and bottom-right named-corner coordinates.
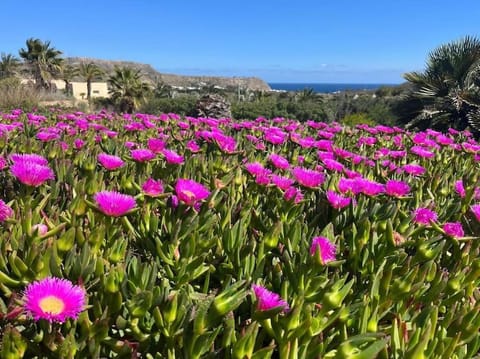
top-left (252, 284), bottom-right (289, 312)
top-left (292, 167), bottom-right (325, 188)
top-left (401, 164), bottom-right (425, 176)
top-left (73, 139), bottom-right (84, 149)
top-left (0, 199), bottom-right (13, 222)
top-left (338, 177), bottom-right (363, 195)
top-left (284, 186), bottom-right (304, 204)
top-left (94, 191), bottom-right (136, 217)
top-left (97, 153), bottom-right (125, 170)
top-left (358, 178), bottom-right (385, 196)
top-left (131, 149), bottom-right (156, 162)
top-left (385, 180), bottom-right (410, 197)
top-left (310, 236), bottom-right (336, 264)
top-left (471, 204), bottom-right (480, 222)
top-left (186, 140), bottom-right (201, 153)
top-left (10, 160), bottom-right (55, 187)
top-left (142, 178), bottom-right (164, 197)
top-left (443, 222), bottom-right (464, 238)
top-left (271, 175), bottom-right (294, 190)
top-left (175, 179), bottom-right (210, 206)
top-left (10, 153), bottom-right (48, 166)
top-left (455, 180), bottom-right (466, 198)
top-left (410, 145), bottom-right (435, 158)
top-left (147, 138), bottom-right (166, 153)
top-left (326, 190), bottom-right (351, 209)
top-left (322, 158), bottom-right (344, 172)
top-left (268, 153), bottom-right (290, 170)
top-left (245, 162), bottom-right (266, 177)
top-left (24, 277), bottom-right (86, 323)
top-left (412, 207), bottom-right (438, 225)
top-left (162, 149), bottom-right (184, 164)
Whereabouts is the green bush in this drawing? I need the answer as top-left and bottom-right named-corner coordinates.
top-left (140, 96), bottom-right (197, 115)
top-left (0, 77), bottom-right (41, 111)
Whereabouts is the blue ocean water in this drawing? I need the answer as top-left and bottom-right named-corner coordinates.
top-left (268, 83), bottom-right (392, 93)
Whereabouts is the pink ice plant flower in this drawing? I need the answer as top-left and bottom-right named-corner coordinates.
top-left (268, 153), bottom-right (290, 170)
top-left (97, 153), bottom-right (125, 170)
top-left (443, 222), bottom-right (464, 238)
top-left (401, 164), bottom-right (426, 176)
top-left (470, 204), bottom-right (480, 222)
top-left (186, 140), bottom-right (201, 153)
top-left (310, 236), bottom-right (337, 264)
top-left (292, 167), bottom-right (325, 188)
top-left (245, 162), bottom-right (266, 177)
top-left (10, 158), bottom-right (55, 187)
top-left (147, 138), bottom-right (166, 153)
top-left (271, 175), bottom-right (294, 190)
top-left (142, 178), bottom-right (164, 197)
top-left (131, 149), bottom-right (156, 162)
top-left (412, 207), bottom-right (438, 225)
top-left (284, 186), bottom-right (304, 203)
top-left (175, 179), bottom-right (210, 206)
top-left (10, 153), bottom-right (49, 166)
top-left (162, 149), bottom-right (184, 164)
top-left (455, 180), bottom-right (466, 198)
top-left (385, 180), bottom-right (410, 197)
top-left (326, 190), bottom-right (351, 209)
top-left (0, 199), bottom-right (13, 222)
top-left (252, 284), bottom-right (289, 312)
top-left (24, 277), bottom-right (86, 323)
top-left (94, 191), bottom-right (136, 217)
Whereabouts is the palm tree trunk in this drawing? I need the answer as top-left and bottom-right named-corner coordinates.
top-left (87, 80), bottom-right (92, 103)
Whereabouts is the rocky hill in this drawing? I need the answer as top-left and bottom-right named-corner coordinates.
top-left (65, 57), bottom-right (271, 91)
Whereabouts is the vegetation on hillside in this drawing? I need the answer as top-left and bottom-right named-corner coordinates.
top-left (2, 36), bottom-right (480, 134)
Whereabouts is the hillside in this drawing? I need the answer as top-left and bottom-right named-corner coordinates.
top-left (65, 57), bottom-right (271, 91)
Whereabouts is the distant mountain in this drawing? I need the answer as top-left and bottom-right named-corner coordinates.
top-left (65, 57), bottom-right (271, 91)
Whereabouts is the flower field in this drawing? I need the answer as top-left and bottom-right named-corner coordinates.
top-left (0, 109), bottom-right (480, 358)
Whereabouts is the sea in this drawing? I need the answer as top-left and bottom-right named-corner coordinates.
top-left (268, 83), bottom-right (392, 93)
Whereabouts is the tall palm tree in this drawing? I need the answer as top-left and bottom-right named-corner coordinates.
top-left (296, 87), bottom-right (317, 103)
top-left (59, 64), bottom-right (79, 96)
top-left (0, 53), bottom-right (20, 79)
top-left (18, 38), bottom-right (63, 90)
top-left (399, 36), bottom-right (480, 131)
top-left (108, 66), bottom-right (150, 113)
top-left (79, 62), bottom-right (104, 103)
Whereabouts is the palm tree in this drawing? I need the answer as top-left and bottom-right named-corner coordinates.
top-left (0, 53), bottom-right (20, 79)
top-left (296, 87), bottom-right (317, 103)
top-left (18, 38), bottom-right (63, 90)
top-left (79, 62), bottom-right (104, 103)
top-left (399, 36), bottom-right (480, 132)
top-left (59, 64), bottom-right (79, 96)
top-left (108, 66), bottom-right (151, 113)
top-left (153, 80), bottom-right (173, 98)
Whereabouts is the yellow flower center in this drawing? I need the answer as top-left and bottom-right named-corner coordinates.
top-left (39, 295), bottom-right (65, 314)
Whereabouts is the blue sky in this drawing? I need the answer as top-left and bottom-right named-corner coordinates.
top-left (1, 0), bottom-right (479, 83)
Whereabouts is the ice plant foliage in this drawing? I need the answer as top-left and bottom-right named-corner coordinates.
top-left (3, 108), bottom-right (480, 357)
top-left (24, 277), bottom-right (86, 323)
top-left (94, 191), bottom-right (136, 217)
